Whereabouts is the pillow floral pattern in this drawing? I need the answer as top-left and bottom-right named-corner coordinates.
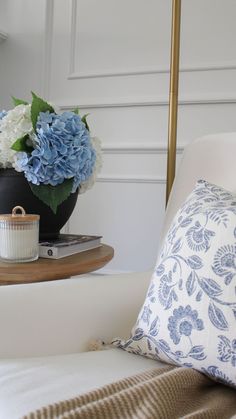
top-left (113, 180), bottom-right (236, 387)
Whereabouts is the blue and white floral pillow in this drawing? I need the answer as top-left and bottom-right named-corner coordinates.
top-left (113, 180), bottom-right (236, 387)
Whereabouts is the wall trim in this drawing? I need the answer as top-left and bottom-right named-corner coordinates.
top-left (68, 62), bottom-right (236, 80)
top-left (97, 175), bottom-right (166, 184)
top-left (69, 0), bottom-right (77, 75)
top-left (0, 30), bottom-right (8, 42)
top-left (41, 0), bottom-right (54, 97)
top-left (102, 143), bottom-right (184, 154)
top-left (60, 95), bottom-right (236, 110)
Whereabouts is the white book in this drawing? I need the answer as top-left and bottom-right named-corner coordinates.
top-left (39, 234), bottom-right (102, 259)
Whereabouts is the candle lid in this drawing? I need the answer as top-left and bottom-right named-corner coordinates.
top-left (0, 206), bottom-right (40, 222)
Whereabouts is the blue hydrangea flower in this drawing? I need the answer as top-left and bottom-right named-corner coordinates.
top-left (186, 221), bottom-right (215, 252)
top-left (14, 111), bottom-right (96, 191)
top-left (212, 244), bottom-right (236, 285)
top-left (0, 110), bottom-right (7, 121)
top-left (168, 305), bottom-right (204, 344)
top-left (217, 335), bottom-right (236, 367)
top-left (0, 110), bottom-right (7, 134)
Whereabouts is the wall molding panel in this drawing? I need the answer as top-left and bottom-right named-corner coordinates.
top-left (0, 30), bottom-right (8, 42)
top-left (68, 62), bottom-right (236, 80)
top-left (60, 95), bottom-right (236, 110)
top-left (96, 175), bottom-right (166, 184)
top-left (69, 0), bottom-right (77, 75)
top-left (41, 0), bottom-right (54, 97)
top-left (68, 1), bottom-right (236, 81)
top-left (102, 143), bottom-right (184, 154)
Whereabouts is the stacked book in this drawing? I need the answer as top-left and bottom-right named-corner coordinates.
top-left (39, 234), bottom-right (102, 259)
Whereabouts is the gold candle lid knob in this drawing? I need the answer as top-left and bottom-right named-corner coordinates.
top-left (12, 206), bottom-right (26, 217)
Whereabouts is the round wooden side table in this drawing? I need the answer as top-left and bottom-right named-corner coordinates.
top-left (0, 244), bottom-right (114, 285)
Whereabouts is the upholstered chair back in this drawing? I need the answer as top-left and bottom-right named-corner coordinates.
top-left (162, 132), bottom-right (236, 242)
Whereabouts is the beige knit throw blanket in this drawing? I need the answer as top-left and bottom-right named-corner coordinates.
top-left (23, 365), bottom-right (236, 419)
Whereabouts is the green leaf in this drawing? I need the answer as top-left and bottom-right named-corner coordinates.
top-left (81, 113), bottom-right (90, 131)
top-left (31, 91), bottom-right (55, 132)
top-left (11, 135), bottom-right (33, 153)
top-left (72, 107), bottom-right (80, 115)
top-left (29, 178), bottom-right (74, 214)
top-left (12, 96), bottom-right (29, 106)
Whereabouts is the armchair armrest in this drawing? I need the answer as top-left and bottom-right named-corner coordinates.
top-left (0, 271), bottom-right (151, 358)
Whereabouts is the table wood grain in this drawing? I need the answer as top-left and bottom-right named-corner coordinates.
top-left (0, 244), bottom-right (114, 285)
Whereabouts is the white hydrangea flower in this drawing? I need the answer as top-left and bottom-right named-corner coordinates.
top-left (79, 136), bottom-right (102, 194)
top-left (0, 104), bottom-right (32, 168)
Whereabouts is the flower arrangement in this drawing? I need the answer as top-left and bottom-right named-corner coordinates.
top-left (0, 92), bottom-right (102, 213)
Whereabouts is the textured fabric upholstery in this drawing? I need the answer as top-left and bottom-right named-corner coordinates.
top-left (162, 132), bottom-right (236, 243)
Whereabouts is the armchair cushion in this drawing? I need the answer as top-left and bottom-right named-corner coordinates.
top-left (114, 180), bottom-right (236, 387)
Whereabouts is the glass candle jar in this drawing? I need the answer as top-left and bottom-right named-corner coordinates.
top-left (0, 206), bottom-right (40, 263)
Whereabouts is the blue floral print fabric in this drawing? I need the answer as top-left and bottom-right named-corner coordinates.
top-left (113, 180), bottom-right (236, 388)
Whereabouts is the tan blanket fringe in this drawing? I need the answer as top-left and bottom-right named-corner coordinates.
top-left (23, 365), bottom-right (236, 419)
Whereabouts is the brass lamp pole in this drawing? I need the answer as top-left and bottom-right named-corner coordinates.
top-left (166, 0), bottom-right (181, 205)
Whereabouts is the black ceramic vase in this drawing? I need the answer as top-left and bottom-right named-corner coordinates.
top-left (0, 169), bottom-right (78, 239)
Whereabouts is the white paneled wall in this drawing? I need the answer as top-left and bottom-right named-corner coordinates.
top-left (0, 0), bottom-right (236, 272)
top-left (0, 0), bottom-right (46, 108)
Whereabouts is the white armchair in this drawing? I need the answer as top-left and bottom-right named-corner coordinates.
top-left (0, 132), bottom-right (236, 418)
top-left (0, 271), bottom-right (151, 358)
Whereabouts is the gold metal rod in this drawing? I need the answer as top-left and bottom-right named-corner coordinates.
top-left (166, 0), bottom-right (181, 205)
